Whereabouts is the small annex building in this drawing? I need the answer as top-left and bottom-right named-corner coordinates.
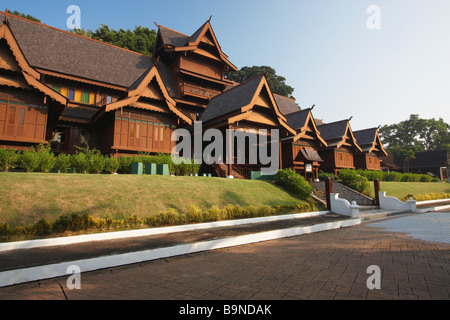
top-left (353, 127), bottom-right (387, 171)
top-left (316, 118), bottom-right (362, 175)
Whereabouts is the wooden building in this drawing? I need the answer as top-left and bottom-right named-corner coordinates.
top-left (316, 119), bottom-right (362, 175)
top-left (353, 127), bottom-right (387, 171)
top-left (199, 74), bottom-right (296, 178)
top-left (0, 12), bottom-right (390, 179)
top-left (0, 13), bottom-right (239, 157)
top-left (275, 97), bottom-right (327, 180)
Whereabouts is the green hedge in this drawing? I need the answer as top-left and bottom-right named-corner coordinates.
top-left (338, 169), bottom-right (370, 194)
top-left (400, 193), bottom-right (450, 202)
top-left (318, 168), bottom-right (440, 183)
top-left (0, 143), bottom-right (199, 176)
top-left (274, 168), bottom-right (314, 199)
top-left (0, 203), bottom-right (318, 240)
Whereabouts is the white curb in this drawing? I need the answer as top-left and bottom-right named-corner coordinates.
top-left (0, 217), bottom-right (360, 287)
top-left (0, 211), bottom-right (330, 252)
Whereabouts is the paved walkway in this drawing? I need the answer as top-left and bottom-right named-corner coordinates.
top-left (0, 211), bottom-right (448, 300)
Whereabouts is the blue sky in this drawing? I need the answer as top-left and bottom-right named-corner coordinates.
top-left (3, 0), bottom-right (450, 130)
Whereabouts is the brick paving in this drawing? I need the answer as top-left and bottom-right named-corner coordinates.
top-left (0, 213), bottom-right (448, 301)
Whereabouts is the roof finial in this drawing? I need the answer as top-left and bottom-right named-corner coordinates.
top-left (348, 116), bottom-right (353, 121)
top-left (153, 21), bottom-right (159, 28)
top-left (377, 125), bottom-right (381, 129)
top-left (208, 15), bottom-right (212, 22)
top-left (311, 104), bottom-right (315, 110)
top-left (4, 8), bottom-right (8, 23)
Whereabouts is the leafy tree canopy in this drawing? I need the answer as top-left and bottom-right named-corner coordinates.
top-left (72, 24), bottom-right (157, 57)
top-left (226, 66), bottom-right (296, 100)
top-left (8, 10), bottom-right (41, 23)
top-left (379, 114), bottom-right (450, 163)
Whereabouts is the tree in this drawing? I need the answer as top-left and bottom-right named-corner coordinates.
top-left (9, 10), bottom-right (41, 23)
top-left (379, 114), bottom-right (450, 171)
top-left (226, 66), bottom-right (295, 99)
top-left (72, 24), bottom-right (157, 57)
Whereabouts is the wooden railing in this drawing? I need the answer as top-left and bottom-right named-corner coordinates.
top-left (180, 83), bottom-right (221, 99)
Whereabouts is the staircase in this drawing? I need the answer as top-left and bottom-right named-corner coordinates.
top-left (211, 163), bottom-right (248, 179)
top-left (309, 180), bottom-right (375, 206)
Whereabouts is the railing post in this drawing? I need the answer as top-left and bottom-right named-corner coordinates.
top-left (373, 179), bottom-right (380, 206)
top-left (325, 177), bottom-right (332, 210)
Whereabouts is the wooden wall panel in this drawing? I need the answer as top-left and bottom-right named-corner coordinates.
top-left (0, 91), bottom-right (48, 142)
top-left (113, 110), bottom-right (177, 154)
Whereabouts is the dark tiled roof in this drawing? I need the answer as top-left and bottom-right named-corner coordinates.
top-left (317, 120), bottom-right (349, 141)
top-left (285, 109), bottom-right (310, 131)
top-left (1, 13), bottom-right (154, 88)
top-left (159, 21), bottom-right (210, 48)
top-left (273, 94), bottom-right (300, 115)
top-left (200, 75), bottom-right (263, 123)
top-left (159, 26), bottom-right (190, 47)
top-left (301, 148), bottom-right (323, 162)
top-left (188, 21), bottom-right (209, 44)
top-left (353, 128), bottom-right (378, 147)
top-left (157, 60), bottom-right (178, 98)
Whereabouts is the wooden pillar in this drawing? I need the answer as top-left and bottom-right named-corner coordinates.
top-left (373, 179), bottom-right (380, 206)
top-left (325, 177), bottom-right (333, 210)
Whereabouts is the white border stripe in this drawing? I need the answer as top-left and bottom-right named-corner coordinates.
top-left (0, 211), bottom-right (329, 252)
top-left (0, 218), bottom-right (360, 287)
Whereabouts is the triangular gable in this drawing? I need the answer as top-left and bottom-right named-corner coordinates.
top-left (104, 64), bottom-right (192, 125)
top-left (0, 22), bottom-right (68, 105)
top-left (232, 75), bottom-right (295, 135)
top-left (291, 110), bottom-right (327, 146)
top-left (156, 21), bottom-right (237, 71)
top-left (338, 122), bottom-right (362, 152)
top-left (364, 130), bottom-right (388, 156)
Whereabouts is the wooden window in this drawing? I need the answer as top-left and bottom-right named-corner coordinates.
top-left (129, 122), bottom-right (135, 138)
top-left (6, 106), bottom-right (16, 136)
top-left (89, 93), bottom-right (95, 105)
top-left (68, 89), bottom-right (75, 100)
top-left (0, 91), bottom-right (48, 141)
top-left (60, 87), bottom-right (68, 98)
top-left (74, 90), bottom-right (82, 102)
top-left (0, 99), bottom-right (6, 136)
top-left (82, 91), bottom-right (90, 104)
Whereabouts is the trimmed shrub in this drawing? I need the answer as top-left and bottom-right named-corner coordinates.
top-left (71, 152), bottom-right (88, 173)
top-left (400, 193), bottom-right (450, 202)
top-left (104, 156), bottom-right (119, 174)
top-left (0, 147), bottom-right (18, 172)
top-left (0, 203), bottom-right (322, 240)
top-left (274, 168), bottom-right (314, 199)
top-left (19, 150), bottom-right (39, 172)
top-left (318, 170), bottom-right (337, 181)
top-left (118, 156), bottom-right (133, 174)
top-left (35, 144), bottom-right (55, 173)
top-left (88, 153), bottom-right (105, 174)
top-left (338, 169), bottom-right (370, 194)
top-left (386, 171), bottom-right (402, 182)
top-left (54, 153), bottom-right (72, 173)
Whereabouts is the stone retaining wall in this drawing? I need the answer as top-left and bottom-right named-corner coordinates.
top-left (310, 181), bottom-right (374, 206)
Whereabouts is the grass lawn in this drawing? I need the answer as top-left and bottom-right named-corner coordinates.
top-left (366, 181), bottom-right (450, 199)
top-left (0, 172), bottom-right (310, 227)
